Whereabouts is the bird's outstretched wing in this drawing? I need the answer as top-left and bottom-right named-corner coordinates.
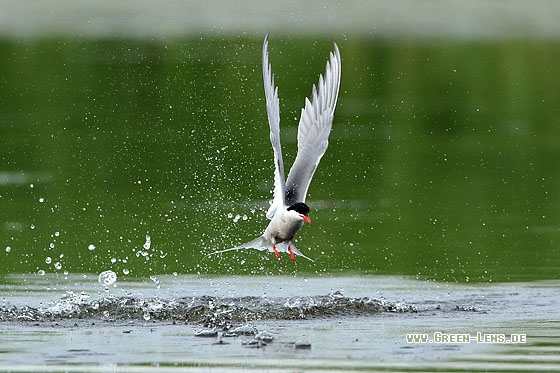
top-left (262, 34), bottom-right (287, 220)
top-left (285, 43), bottom-right (341, 206)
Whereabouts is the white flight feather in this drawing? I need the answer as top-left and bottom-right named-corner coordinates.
top-left (285, 43), bottom-right (341, 206)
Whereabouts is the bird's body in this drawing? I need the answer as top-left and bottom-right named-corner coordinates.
top-left (265, 211), bottom-right (304, 244)
top-left (263, 202), bottom-right (311, 257)
top-left (208, 35), bottom-right (341, 261)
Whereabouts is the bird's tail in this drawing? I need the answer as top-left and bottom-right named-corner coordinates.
top-left (274, 241), bottom-right (314, 262)
top-left (203, 236), bottom-right (270, 259)
top-left (205, 236), bottom-right (314, 261)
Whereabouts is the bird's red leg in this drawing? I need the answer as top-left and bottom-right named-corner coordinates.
top-left (287, 245), bottom-right (295, 261)
top-left (272, 245), bottom-right (281, 259)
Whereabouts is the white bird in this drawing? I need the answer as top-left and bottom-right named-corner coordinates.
top-left (208, 34), bottom-right (341, 261)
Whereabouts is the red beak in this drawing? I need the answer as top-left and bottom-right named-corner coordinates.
top-left (302, 215), bottom-right (312, 225)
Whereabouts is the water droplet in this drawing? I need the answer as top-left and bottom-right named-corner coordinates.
top-left (88, 244), bottom-right (96, 251)
top-left (150, 275), bottom-right (160, 289)
top-left (98, 270), bottom-right (117, 286)
top-left (5, 246), bottom-right (11, 253)
top-left (143, 311), bottom-right (151, 320)
top-left (54, 262), bottom-right (62, 270)
top-left (143, 235), bottom-right (151, 250)
top-left (123, 268), bottom-right (130, 275)
top-left (45, 257), bottom-right (52, 264)
top-left (37, 270), bottom-right (45, 276)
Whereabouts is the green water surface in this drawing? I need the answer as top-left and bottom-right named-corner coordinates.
top-left (1, 36), bottom-right (559, 282)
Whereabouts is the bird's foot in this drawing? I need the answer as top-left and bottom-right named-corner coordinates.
top-left (272, 245), bottom-right (281, 259)
top-left (287, 245), bottom-right (295, 261)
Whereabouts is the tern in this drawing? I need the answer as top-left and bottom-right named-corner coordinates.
top-left (208, 35), bottom-right (341, 261)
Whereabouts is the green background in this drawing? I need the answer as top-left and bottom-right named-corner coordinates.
top-left (1, 36), bottom-right (559, 282)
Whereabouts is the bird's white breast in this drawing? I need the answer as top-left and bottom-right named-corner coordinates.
top-left (264, 210), bottom-right (305, 244)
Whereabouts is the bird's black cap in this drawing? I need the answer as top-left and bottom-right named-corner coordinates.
top-left (287, 202), bottom-right (310, 216)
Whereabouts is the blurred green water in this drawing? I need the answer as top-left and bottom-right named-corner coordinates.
top-left (1, 36), bottom-right (559, 282)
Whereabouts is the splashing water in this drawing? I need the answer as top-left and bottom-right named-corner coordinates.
top-left (143, 235), bottom-right (151, 250)
top-left (0, 292), bottom-right (417, 325)
top-left (98, 270), bottom-right (117, 287)
top-left (150, 275), bottom-right (161, 289)
top-left (135, 235), bottom-right (152, 261)
top-left (42, 291), bottom-right (90, 316)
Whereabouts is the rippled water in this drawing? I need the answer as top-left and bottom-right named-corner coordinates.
top-left (2, 1), bottom-right (560, 371)
top-left (2, 274), bottom-right (559, 371)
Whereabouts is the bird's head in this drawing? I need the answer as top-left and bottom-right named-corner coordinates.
top-left (287, 202), bottom-right (312, 225)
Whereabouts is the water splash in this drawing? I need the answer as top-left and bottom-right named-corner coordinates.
top-left (42, 291), bottom-right (90, 316)
top-left (135, 235), bottom-right (152, 261)
top-left (0, 293), bottom-right (417, 326)
top-left (150, 275), bottom-right (161, 289)
top-left (98, 270), bottom-right (117, 287)
top-left (143, 235), bottom-right (151, 250)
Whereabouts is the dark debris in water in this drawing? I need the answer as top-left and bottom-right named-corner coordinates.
top-left (0, 291), bottom-right (417, 328)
